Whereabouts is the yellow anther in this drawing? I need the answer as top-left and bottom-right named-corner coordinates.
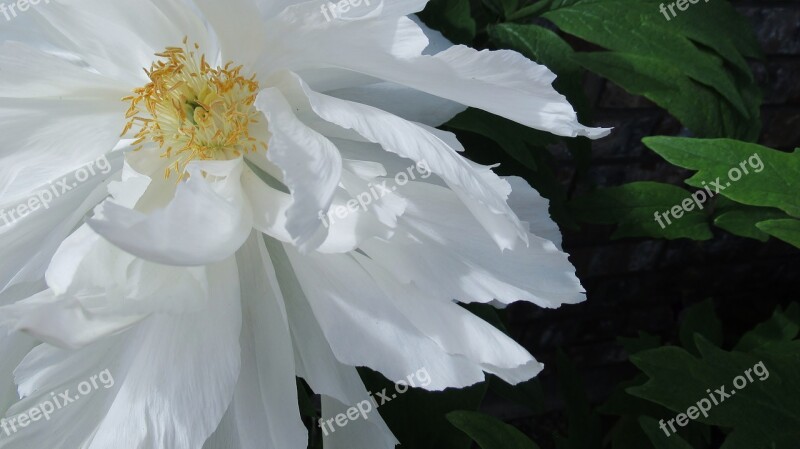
top-left (121, 40), bottom-right (265, 179)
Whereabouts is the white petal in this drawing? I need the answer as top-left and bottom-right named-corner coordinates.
top-left (0, 42), bottom-right (125, 98)
top-left (321, 395), bottom-right (397, 449)
top-left (32, 0), bottom-right (213, 84)
top-left (0, 290), bottom-right (144, 350)
top-left (327, 81), bottom-right (466, 127)
top-left (411, 14), bottom-right (452, 55)
top-left (2, 258), bottom-right (242, 449)
top-left (242, 169), bottom-right (294, 243)
top-left (407, 44), bottom-right (609, 138)
top-left (192, 0), bottom-right (266, 68)
top-left (282, 245), bottom-right (486, 390)
top-left (255, 88), bottom-right (342, 250)
top-left (0, 98), bottom-right (124, 203)
top-left (269, 71), bottom-right (528, 250)
top-left (2, 227), bottom-right (210, 348)
top-left (506, 176), bottom-right (564, 248)
top-left (261, 11), bottom-right (428, 75)
top-left (264, 10), bottom-right (607, 138)
top-left (365, 0), bottom-right (429, 18)
top-left (315, 165), bottom-right (405, 254)
top-left (355, 252), bottom-right (543, 383)
top-left (213, 232), bottom-right (307, 449)
top-left (0, 154), bottom-right (121, 293)
top-left (87, 258), bottom-right (242, 449)
top-left (263, 236), bottom-right (398, 448)
top-left (1, 337), bottom-right (121, 448)
top-left (263, 237), bottom-right (370, 401)
top-left (89, 159), bottom-right (253, 266)
top-left (262, 0), bottom-right (428, 23)
top-left (0, 331), bottom-right (36, 415)
top-left (46, 225), bottom-right (209, 315)
top-left (362, 181), bottom-right (585, 307)
top-left (244, 154), bottom-right (384, 255)
top-left (44, 223), bottom-right (106, 295)
top-left (302, 16), bottom-right (461, 125)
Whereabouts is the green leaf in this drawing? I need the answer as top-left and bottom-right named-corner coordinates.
top-left (714, 205), bottom-right (790, 241)
top-left (643, 137), bottom-right (800, 218)
top-left (484, 24), bottom-right (593, 176)
top-left (602, 376), bottom-right (713, 448)
top-left (507, 0), bottom-right (582, 21)
top-left (599, 375), bottom-right (666, 418)
top-left (499, 0), bottom-right (520, 16)
top-left (445, 117), bottom-right (575, 227)
top-left (487, 23), bottom-right (590, 120)
top-left (544, 0), bottom-right (760, 139)
top-left (445, 108), bottom-right (556, 171)
top-left (545, 0), bottom-right (750, 112)
top-left (505, 3), bottom-right (547, 21)
top-left (618, 332), bottom-right (662, 355)
top-left (418, 0), bottom-right (476, 45)
top-left (603, 376), bottom-right (713, 448)
top-left (554, 351), bottom-right (602, 449)
top-left (679, 299), bottom-right (723, 355)
top-left (666, 0), bottom-right (762, 74)
top-left (479, 0), bottom-right (502, 16)
top-left (639, 416), bottom-right (695, 449)
top-left (487, 23), bottom-right (581, 85)
top-left (757, 219), bottom-right (800, 249)
top-left (483, 0), bottom-right (519, 18)
top-left (574, 52), bottom-right (759, 140)
top-left (569, 181), bottom-right (713, 240)
top-left (604, 335), bottom-right (713, 449)
top-left (447, 410), bottom-right (541, 449)
top-left (735, 303), bottom-right (800, 352)
top-left (629, 337), bottom-right (800, 448)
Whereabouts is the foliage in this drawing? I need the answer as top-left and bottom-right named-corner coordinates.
top-left (434, 302), bottom-right (800, 449)
top-left (570, 139), bottom-right (800, 248)
top-left (297, 1), bottom-right (800, 448)
top-left (418, 0), bottom-right (800, 250)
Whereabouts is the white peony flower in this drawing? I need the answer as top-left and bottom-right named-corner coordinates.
top-left (0, 0), bottom-right (608, 448)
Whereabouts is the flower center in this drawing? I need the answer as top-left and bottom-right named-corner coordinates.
top-left (122, 40), bottom-right (265, 178)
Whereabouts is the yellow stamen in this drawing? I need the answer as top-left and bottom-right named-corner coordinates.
top-left (121, 40), bottom-right (267, 179)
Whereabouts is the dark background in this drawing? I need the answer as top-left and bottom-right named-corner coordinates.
top-left (477, 0), bottom-right (799, 444)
